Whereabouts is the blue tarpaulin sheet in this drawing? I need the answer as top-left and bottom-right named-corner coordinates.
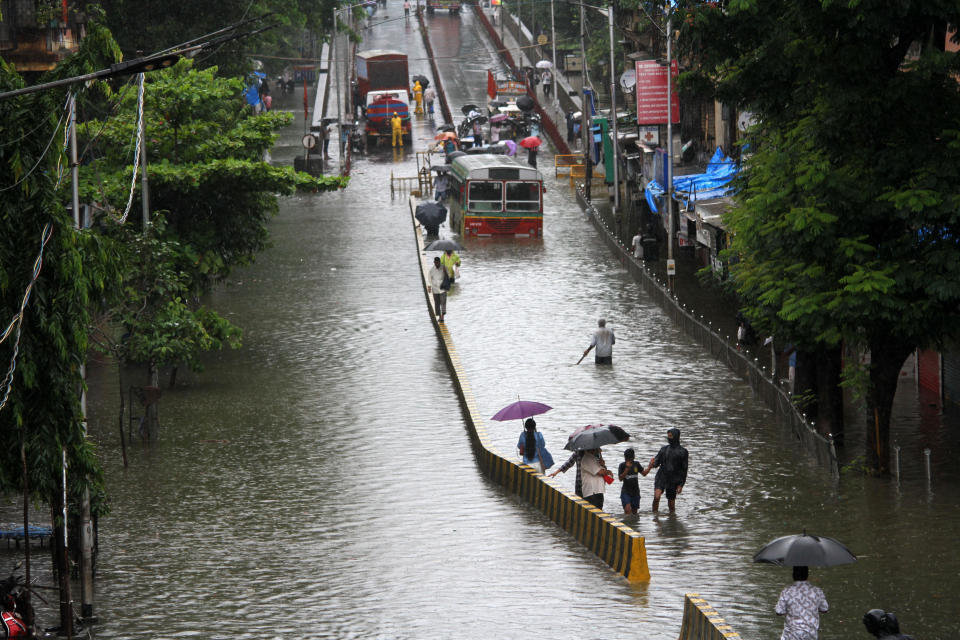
top-left (645, 147), bottom-right (737, 213)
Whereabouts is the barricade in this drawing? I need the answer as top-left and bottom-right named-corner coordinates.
top-left (555, 154), bottom-right (583, 177)
top-left (678, 594), bottom-right (741, 639)
top-left (408, 196), bottom-right (650, 582)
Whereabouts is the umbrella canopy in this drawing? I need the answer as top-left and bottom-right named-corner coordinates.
top-left (754, 532), bottom-right (857, 568)
top-left (412, 74), bottom-right (430, 89)
top-left (564, 424), bottom-right (631, 451)
top-left (461, 104), bottom-right (480, 115)
top-left (431, 164), bottom-right (452, 173)
top-left (516, 95), bottom-right (535, 112)
top-left (491, 400), bottom-right (552, 422)
top-left (503, 139), bottom-right (518, 156)
top-left (424, 238), bottom-right (462, 252)
top-left (536, 60), bottom-right (553, 69)
top-left (446, 150), bottom-right (467, 161)
top-left (519, 136), bottom-right (542, 149)
top-left (415, 202), bottom-right (447, 230)
top-left (467, 115), bottom-right (489, 125)
top-left (435, 131), bottom-right (458, 141)
top-left (436, 124), bottom-right (456, 133)
top-left (489, 113), bottom-right (510, 124)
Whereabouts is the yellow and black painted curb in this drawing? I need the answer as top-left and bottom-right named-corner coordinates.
top-left (678, 593), bottom-right (742, 639)
top-left (409, 196), bottom-right (650, 583)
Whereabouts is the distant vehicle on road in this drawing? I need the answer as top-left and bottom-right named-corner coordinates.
top-left (356, 50), bottom-right (412, 147)
top-left (447, 154), bottom-right (544, 237)
top-left (427, 0), bottom-right (461, 15)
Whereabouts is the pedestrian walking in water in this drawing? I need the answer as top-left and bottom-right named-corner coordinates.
top-left (541, 69), bottom-right (552, 97)
top-left (566, 110), bottom-right (575, 144)
top-left (423, 85), bottom-right (436, 115)
top-left (427, 256), bottom-right (449, 322)
top-left (550, 449), bottom-right (607, 506)
top-left (391, 111), bottom-right (404, 147)
top-left (644, 428), bottom-right (688, 512)
top-left (527, 146), bottom-right (537, 168)
top-left (775, 565), bottom-right (828, 640)
top-left (631, 229), bottom-right (642, 258)
top-left (863, 609), bottom-right (913, 640)
top-left (618, 448), bottom-right (648, 514)
top-left (579, 317), bottom-right (615, 364)
top-left (404, 0), bottom-right (411, 18)
top-left (441, 248), bottom-right (460, 285)
top-left (517, 418), bottom-right (552, 474)
top-left (433, 170), bottom-right (448, 202)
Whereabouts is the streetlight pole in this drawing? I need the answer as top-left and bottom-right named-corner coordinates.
top-left (550, 0), bottom-right (557, 109)
top-left (580, 2), bottom-right (591, 200)
top-left (665, 10), bottom-right (674, 292)
top-left (608, 3), bottom-right (619, 214)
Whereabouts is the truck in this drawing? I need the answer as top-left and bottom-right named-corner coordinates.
top-left (427, 0), bottom-right (461, 15)
top-left (355, 50), bottom-right (411, 147)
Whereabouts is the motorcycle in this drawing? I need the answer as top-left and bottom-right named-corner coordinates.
top-left (0, 564), bottom-right (31, 638)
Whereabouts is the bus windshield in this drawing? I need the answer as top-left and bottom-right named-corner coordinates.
top-left (505, 181), bottom-right (540, 212)
top-left (468, 181), bottom-right (503, 212)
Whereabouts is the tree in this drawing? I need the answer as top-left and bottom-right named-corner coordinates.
top-left (681, 0), bottom-right (960, 471)
top-left (77, 59), bottom-right (344, 388)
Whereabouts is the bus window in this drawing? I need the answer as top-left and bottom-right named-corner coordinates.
top-left (468, 181), bottom-right (503, 212)
top-left (505, 181), bottom-right (540, 212)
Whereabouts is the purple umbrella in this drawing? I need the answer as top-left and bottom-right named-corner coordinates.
top-left (491, 400), bottom-right (552, 422)
top-left (503, 139), bottom-right (517, 156)
top-left (490, 113), bottom-right (510, 124)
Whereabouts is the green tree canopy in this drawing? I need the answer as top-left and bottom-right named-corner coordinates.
top-left (682, 0), bottom-right (960, 470)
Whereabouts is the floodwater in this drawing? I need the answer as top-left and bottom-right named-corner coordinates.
top-left (73, 4), bottom-right (960, 639)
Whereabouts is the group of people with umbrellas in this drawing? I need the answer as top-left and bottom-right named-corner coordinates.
top-left (490, 400), bottom-right (687, 514)
top-left (430, 102), bottom-right (543, 171)
top-left (489, 398), bottom-right (913, 639)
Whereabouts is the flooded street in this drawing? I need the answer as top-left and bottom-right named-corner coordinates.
top-left (76, 4), bottom-right (960, 639)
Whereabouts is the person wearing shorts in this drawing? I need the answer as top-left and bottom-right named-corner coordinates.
top-left (618, 448), bottom-right (647, 514)
top-left (644, 428), bottom-right (689, 513)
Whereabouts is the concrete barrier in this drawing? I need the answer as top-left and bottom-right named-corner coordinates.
top-left (408, 197), bottom-right (649, 582)
top-left (678, 593), bottom-right (741, 639)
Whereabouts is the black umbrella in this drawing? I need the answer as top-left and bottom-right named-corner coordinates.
top-left (516, 95), bottom-right (535, 112)
top-left (425, 238), bottom-right (462, 252)
top-left (430, 164), bottom-right (452, 172)
top-left (467, 143), bottom-right (507, 155)
top-left (467, 115), bottom-right (489, 125)
top-left (436, 124), bottom-right (456, 133)
top-left (415, 202), bottom-right (447, 235)
top-left (753, 531), bottom-right (857, 568)
top-left (412, 74), bottom-right (430, 89)
top-left (446, 150), bottom-right (467, 161)
top-left (564, 424), bottom-right (631, 451)
top-left (461, 103), bottom-right (480, 115)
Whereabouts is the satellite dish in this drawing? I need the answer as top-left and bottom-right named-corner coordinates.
top-left (738, 111), bottom-right (757, 132)
top-left (619, 69), bottom-right (636, 91)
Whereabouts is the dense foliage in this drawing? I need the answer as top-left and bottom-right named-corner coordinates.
top-left (681, 0), bottom-right (960, 470)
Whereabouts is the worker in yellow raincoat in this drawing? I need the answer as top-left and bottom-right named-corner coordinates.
top-left (391, 111), bottom-right (404, 147)
top-left (413, 80), bottom-right (424, 115)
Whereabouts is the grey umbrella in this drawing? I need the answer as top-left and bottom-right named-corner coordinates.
top-left (563, 424), bottom-right (631, 451)
top-left (424, 238), bottom-right (462, 252)
top-left (753, 531), bottom-right (857, 567)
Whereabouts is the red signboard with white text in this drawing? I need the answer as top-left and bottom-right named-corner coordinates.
top-left (635, 60), bottom-right (679, 125)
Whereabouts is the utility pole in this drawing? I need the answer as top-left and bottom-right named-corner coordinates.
top-left (550, 0), bottom-right (558, 109)
top-left (70, 92), bottom-right (96, 624)
top-left (137, 72), bottom-right (159, 433)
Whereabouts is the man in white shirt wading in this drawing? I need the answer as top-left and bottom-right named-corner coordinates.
top-left (581, 318), bottom-right (616, 365)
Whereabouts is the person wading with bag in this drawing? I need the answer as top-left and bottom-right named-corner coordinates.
top-left (428, 256), bottom-right (450, 322)
top-left (517, 418), bottom-right (553, 474)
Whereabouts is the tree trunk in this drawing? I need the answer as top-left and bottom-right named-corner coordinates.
top-left (865, 338), bottom-right (913, 473)
top-left (815, 346), bottom-right (845, 446)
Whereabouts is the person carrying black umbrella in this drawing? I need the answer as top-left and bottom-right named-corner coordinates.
top-left (643, 428), bottom-right (688, 512)
top-left (775, 566), bottom-right (828, 640)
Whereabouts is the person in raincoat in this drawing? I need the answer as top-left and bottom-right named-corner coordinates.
top-left (391, 111), bottom-right (404, 147)
top-left (413, 80), bottom-right (424, 115)
top-left (440, 248), bottom-right (460, 284)
top-left (644, 428), bottom-right (688, 512)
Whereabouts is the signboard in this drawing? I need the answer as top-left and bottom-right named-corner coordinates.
top-left (638, 126), bottom-right (659, 146)
top-left (635, 60), bottom-right (679, 125)
top-left (537, 34), bottom-right (548, 45)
